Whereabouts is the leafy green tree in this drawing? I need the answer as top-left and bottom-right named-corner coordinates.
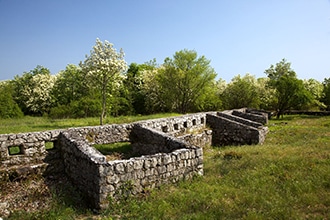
top-left (52, 64), bottom-right (88, 106)
top-left (265, 59), bottom-right (312, 118)
top-left (321, 78), bottom-right (330, 110)
top-left (123, 60), bottom-right (159, 115)
top-left (157, 49), bottom-right (216, 113)
top-left (220, 74), bottom-right (260, 110)
top-left (0, 81), bottom-right (23, 118)
top-left (80, 38), bottom-right (128, 124)
top-left (49, 64), bottom-right (103, 119)
top-left (12, 65), bottom-right (55, 115)
top-left (195, 80), bottom-right (222, 111)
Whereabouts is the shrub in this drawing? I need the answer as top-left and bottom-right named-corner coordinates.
top-left (0, 82), bottom-right (24, 119)
top-left (49, 97), bottom-right (101, 119)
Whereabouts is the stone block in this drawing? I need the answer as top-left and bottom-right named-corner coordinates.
top-left (114, 162), bottom-right (125, 174)
top-left (133, 159), bottom-right (143, 170)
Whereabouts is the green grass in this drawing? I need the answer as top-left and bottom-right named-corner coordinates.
top-left (0, 113), bottom-right (180, 134)
top-left (4, 115), bottom-right (330, 219)
top-left (94, 142), bottom-right (135, 160)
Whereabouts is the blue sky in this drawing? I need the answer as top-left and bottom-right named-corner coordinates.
top-left (0, 0), bottom-right (329, 82)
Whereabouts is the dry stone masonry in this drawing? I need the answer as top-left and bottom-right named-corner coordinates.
top-left (0, 108), bottom-right (268, 209)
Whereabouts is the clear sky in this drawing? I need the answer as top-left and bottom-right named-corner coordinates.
top-left (1, 0), bottom-right (329, 82)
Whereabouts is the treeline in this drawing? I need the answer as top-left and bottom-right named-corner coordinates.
top-left (1, 39), bottom-right (330, 122)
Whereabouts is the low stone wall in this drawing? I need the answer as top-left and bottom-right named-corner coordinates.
top-left (138, 112), bottom-right (207, 135)
top-left (217, 112), bottom-right (263, 128)
top-left (0, 109), bottom-right (268, 209)
top-left (59, 131), bottom-right (104, 208)
top-left (0, 129), bottom-right (64, 180)
top-left (207, 113), bottom-right (268, 146)
top-left (232, 110), bottom-right (268, 125)
top-left (59, 124), bottom-right (203, 209)
top-left (246, 108), bottom-right (271, 121)
top-left (176, 129), bottom-right (212, 148)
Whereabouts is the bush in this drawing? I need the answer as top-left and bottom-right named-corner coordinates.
top-left (0, 82), bottom-right (24, 119)
top-left (49, 97), bottom-right (101, 119)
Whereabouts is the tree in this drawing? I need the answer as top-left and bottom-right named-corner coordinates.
top-left (321, 78), bottom-right (330, 110)
top-left (303, 79), bottom-right (325, 110)
top-left (141, 67), bottom-right (165, 114)
top-left (157, 49), bottom-right (217, 113)
top-left (265, 59), bottom-right (312, 118)
top-left (195, 79), bottom-right (222, 111)
top-left (12, 65), bottom-right (55, 115)
top-left (0, 81), bottom-right (23, 118)
top-left (220, 74), bottom-right (260, 110)
top-left (124, 61), bottom-right (157, 115)
top-left (52, 64), bottom-right (88, 106)
top-left (80, 38), bottom-right (128, 125)
top-left (49, 64), bottom-right (102, 119)
top-left (256, 77), bottom-right (276, 110)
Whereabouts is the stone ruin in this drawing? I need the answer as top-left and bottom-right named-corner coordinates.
top-left (0, 108), bottom-right (268, 209)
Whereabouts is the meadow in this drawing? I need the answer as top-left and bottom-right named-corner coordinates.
top-left (1, 114), bottom-right (329, 219)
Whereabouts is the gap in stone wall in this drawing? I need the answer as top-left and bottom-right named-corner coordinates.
top-left (8, 145), bottom-right (24, 156)
top-left (45, 141), bottom-right (55, 151)
top-left (162, 125), bottom-right (169, 133)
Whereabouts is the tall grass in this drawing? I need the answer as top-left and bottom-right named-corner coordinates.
top-left (4, 115), bottom-right (330, 219)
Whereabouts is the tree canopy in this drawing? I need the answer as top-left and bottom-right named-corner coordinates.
top-left (157, 49), bottom-right (217, 113)
top-left (265, 59), bottom-right (312, 118)
top-left (220, 74), bottom-right (260, 109)
top-left (2, 43), bottom-right (329, 120)
top-left (12, 66), bottom-right (54, 115)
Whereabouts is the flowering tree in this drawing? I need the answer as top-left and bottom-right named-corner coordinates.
top-left (13, 66), bottom-right (55, 115)
top-left (22, 73), bottom-right (56, 114)
top-left (141, 67), bottom-right (165, 113)
top-left (81, 38), bottom-right (128, 125)
top-left (303, 79), bottom-right (325, 109)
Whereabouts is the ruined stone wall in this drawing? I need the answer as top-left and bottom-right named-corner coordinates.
top-left (0, 114), bottom-right (209, 181)
top-left (58, 131), bottom-right (106, 209)
top-left (67, 123), bottom-right (133, 145)
top-left (0, 109), bottom-right (268, 209)
top-left (138, 112), bottom-right (208, 135)
top-left (58, 124), bottom-right (203, 209)
top-left (98, 147), bottom-right (202, 208)
top-left (0, 129), bottom-right (64, 180)
top-left (217, 112), bottom-right (263, 128)
top-left (232, 110), bottom-right (268, 125)
top-left (207, 113), bottom-right (268, 146)
top-left (177, 130), bottom-right (212, 148)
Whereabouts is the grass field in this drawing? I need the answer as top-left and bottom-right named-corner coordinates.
top-left (0, 113), bottom-right (180, 134)
top-left (1, 114), bottom-right (330, 219)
